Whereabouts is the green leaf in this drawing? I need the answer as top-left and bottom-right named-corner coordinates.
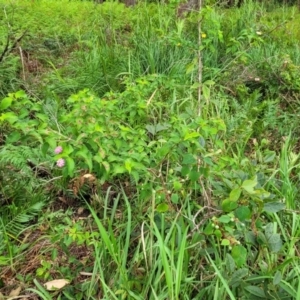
top-left (202, 84), bottom-right (210, 100)
top-left (76, 150), bottom-right (93, 171)
top-left (184, 131), bottom-right (200, 140)
top-left (14, 90), bottom-right (26, 98)
top-left (171, 194), bottom-right (179, 204)
top-left (229, 188), bottom-right (242, 201)
top-left (235, 206), bottom-right (251, 222)
top-left (0, 97), bottom-right (13, 110)
top-left (125, 159), bottom-right (133, 173)
top-left (273, 270), bottom-right (282, 285)
top-left (222, 198), bottom-right (238, 212)
top-left (188, 170), bottom-right (200, 182)
top-left (244, 285), bottom-right (266, 297)
top-left (218, 215), bottom-right (232, 223)
top-left (173, 181), bottom-right (182, 191)
top-left (267, 233), bottom-right (282, 253)
top-left (0, 112), bottom-right (18, 124)
top-left (241, 178), bottom-right (257, 194)
top-left (263, 202), bottom-right (285, 213)
top-left (221, 239), bottom-right (230, 246)
top-left (263, 151), bottom-right (276, 163)
top-left (41, 142), bottom-right (50, 156)
top-left (6, 131), bottom-right (21, 143)
top-left (231, 245), bottom-right (247, 267)
top-left (156, 203), bottom-right (169, 213)
top-left (66, 157), bottom-right (75, 177)
top-left (182, 153), bottom-right (196, 165)
top-left (226, 254), bottom-right (236, 274)
top-left (229, 268), bottom-right (248, 288)
top-left (264, 223), bottom-right (282, 252)
top-left (214, 229), bottom-right (222, 239)
top-left (203, 222), bottom-right (214, 235)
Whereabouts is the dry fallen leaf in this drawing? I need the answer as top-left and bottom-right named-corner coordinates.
top-left (8, 286), bottom-right (21, 297)
top-left (44, 279), bottom-right (70, 290)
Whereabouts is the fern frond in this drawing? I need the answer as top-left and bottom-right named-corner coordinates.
top-left (0, 144), bottom-right (41, 171)
top-left (0, 193), bottom-right (46, 237)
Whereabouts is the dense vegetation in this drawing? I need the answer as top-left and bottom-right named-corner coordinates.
top-left (1, 0), bottom-right (300, 299)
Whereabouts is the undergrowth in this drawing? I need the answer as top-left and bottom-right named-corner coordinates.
top-left (1, 0), bottom-right (300, 299)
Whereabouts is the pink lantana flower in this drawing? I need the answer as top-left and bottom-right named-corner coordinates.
top-left (54, 146), bottom-right (63, 154)
top-left (56, 158), bottom-right (65, 168)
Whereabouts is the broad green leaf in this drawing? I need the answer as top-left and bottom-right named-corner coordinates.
top-left (202, 84), bottom-right (210, 100)
top-left (6, 131), bottom-right (21, 143)
top-left (184, 131), bottom-right (200, 141)
top-left (41, 142), bottom-right (50, 156)
top-left (188, 170), bottom-right (200, 182)
top-left (229, 268), bottom-right (248, 288)
top-left (156, 203), bottom-right (169, 213)
top-left (214, 229), bottom-right (222, 239)
top-left (244, 285), bottom-right (266, 297)
top-left (182, 153), bottom-right (196, 165)
top-left (66, 157), bottom-right (75, 177)
top-left (125, 159), bottom-right (133, 173)
top-left (14, 90), bottom-right (26, 98)
top-left (235, 206), bottom-right (251, 222)
top-left (231, 245), bottom-right (247, 267)
top-left (221, 239), bottom-right (230, 246)
top-left (218, 215), bottom-right (232, 223)
top-left (173, 181), bottom-right (182, 191)
top-left (263, 151), bottom-right (276, 163)
top-left (203, 222), bottom-right (214, 235)
top-left (229, 188), bottom-right (242, 202)
top-left (263, 202), bottom-right (285, 213)
top-left (241, 178), bottom-right (257, 194)
top-left (222, 198), bottom-right (238, 212)
top-left (226, 254), bottom-right (236, 274)
top-left (76, 150), bottom-right (93, 171)
top-left (171, 193), bottom-right (179, 204)
top-left (0, 112), bottom-right (18, 124)
top-left (273, 270), bottom-right (282, 285)
top-left (267, 233), bottom-right (282, 253)
top-left (0, 97), bottom-right (13, 110)
top-left (113, 165), bottom-right (126, 174)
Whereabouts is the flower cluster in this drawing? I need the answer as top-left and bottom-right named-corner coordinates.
top-left (54, 146), bottom-right (65, 168)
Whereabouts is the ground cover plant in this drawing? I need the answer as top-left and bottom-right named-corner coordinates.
top-left (1, 0), bottom-right (300, 299)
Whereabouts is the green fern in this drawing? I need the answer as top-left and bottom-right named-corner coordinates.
top-left (0, 144), bottom-right (49, 248)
